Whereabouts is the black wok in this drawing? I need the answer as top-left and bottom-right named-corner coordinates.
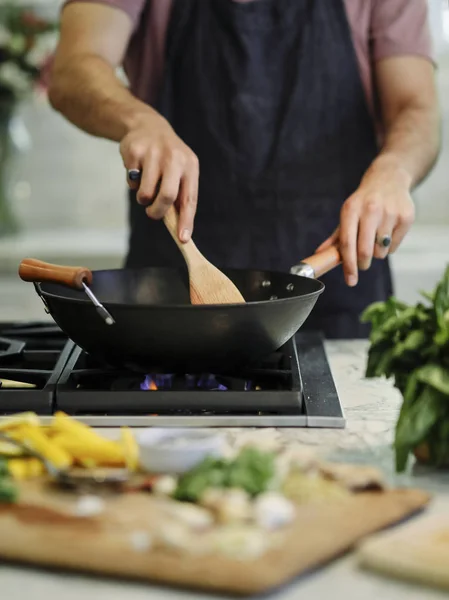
top-left (18, 247), bottom-right (341, 372)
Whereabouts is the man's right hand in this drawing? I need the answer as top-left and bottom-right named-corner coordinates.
top-left (120, 116), bottom-right (199, 243)
top-left (49, 2), bottom-right (199, 244)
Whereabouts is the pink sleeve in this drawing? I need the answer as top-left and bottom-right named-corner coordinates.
top-left (62, 0), bottom-right (146, 27)
top-left (370, 0), bottom-right (434, 62)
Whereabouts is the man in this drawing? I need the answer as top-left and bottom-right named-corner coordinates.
top-left (48, 0), bottom-right (440, 338)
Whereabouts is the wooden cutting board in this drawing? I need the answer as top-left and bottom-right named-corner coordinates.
top-left (0, 479), bottom-right (430, 596)
top-left (357, 514), bottom-right (449, 592)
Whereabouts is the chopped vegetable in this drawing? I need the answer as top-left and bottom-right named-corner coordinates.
top-left (74, 495), bottom-right (105, 518)
top-left (8, 425), bottom-right (72, 470)
top-left (0, 412), bottom-right (40, 432)
top-left (362, 265), bottom-right (449, 472)
top-left (253, 492), bottom-right (295, 530)
top-left (174, 447), bottom-right (276, 502)
top-left (8, 457), bottom-right (45, 480)
top-left (0, 478), bottom-right (18, 503)
top-left (0, 439), bottom-right (24, 458)
top-left (0, 458), bottom-right (18, 503)
top-left (282, 470), bottom-right (350, 504)
top-left (200, 488), bottom-right (253, 524)
top-left (153, 475), bottom-right (177, 496)
top-left (49, 412), bottom-right (125, 466)
top-left (0, 411), bottom-right (131, 475)
top-left (7, 458), bottom-right (29, 481)
top-left (51, 433), bottom-right (125, 466)
top-left (0, 458), bottom-right (9, 477)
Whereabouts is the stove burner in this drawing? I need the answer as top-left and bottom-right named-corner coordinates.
top-left (140, 374), bottom-right (228, 391)
top-left (0, 321), bottom-right (345, 428)
top-left (0, 322), bottom-right (73, 414)
top-left (0, 337), bottom-right (26, 362)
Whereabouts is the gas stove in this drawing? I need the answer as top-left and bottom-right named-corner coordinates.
top-left (0, 322), bottom-right (345, 428)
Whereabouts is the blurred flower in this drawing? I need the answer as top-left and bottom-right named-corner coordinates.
top-left (0, 62), bottom-right (31, 94)
top-left (0, 2), bottom-right (58, 103)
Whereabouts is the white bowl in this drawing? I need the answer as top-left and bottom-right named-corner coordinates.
top-left (136, 428), bottom-right (224, 474)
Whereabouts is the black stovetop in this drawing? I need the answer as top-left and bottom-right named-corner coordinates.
top-left (0, 322), bottom-right (345, 427)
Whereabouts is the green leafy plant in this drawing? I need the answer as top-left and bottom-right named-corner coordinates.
top-left (361, 265), bottom-right (449, 473)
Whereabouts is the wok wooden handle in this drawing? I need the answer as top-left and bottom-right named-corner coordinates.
top-left (18, 259), bottom-right (93, 289)
top-left (302, 246), bottom-right (342, 278)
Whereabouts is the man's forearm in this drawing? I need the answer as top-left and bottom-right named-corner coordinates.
top-left (49, 54), bottom-right (162, 142)
top-left (365, 103), bottom-right (441, 190)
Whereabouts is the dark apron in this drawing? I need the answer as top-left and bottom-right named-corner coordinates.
top-left (125, 0), bottom-right (393, 339)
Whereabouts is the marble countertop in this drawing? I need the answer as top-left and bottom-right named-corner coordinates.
top-left (1, 340), bottom-right (448, 600)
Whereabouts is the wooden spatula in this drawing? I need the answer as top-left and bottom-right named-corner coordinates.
top-left (127, 169), bottom-right (244, 305)
top-left (163, 205), bottom-right (245, 305)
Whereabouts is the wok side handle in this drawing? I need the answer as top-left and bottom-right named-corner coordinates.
top-left (18, 259), bottom-right (93, 289)
top-left (290, 246), bottom-right (342, 279)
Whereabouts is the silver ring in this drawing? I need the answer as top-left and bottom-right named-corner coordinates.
top-left (376, 234), bottom-right (391, 248)
top-left (127, 169), bottom-right (141, 182)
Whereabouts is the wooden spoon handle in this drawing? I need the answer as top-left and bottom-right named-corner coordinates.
top-left (301, 246), bottom-right (342, 278)
top-left (163, 204), bottom-right (181, 246)
top-left (18, 259), bottom-right (93, 289)
top-left (163, 204), bottom-right (201, 266)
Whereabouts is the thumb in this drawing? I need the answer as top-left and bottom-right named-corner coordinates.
top-left (315, 228), bottom-right (339, 253)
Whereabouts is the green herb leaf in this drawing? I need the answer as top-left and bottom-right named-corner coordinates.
top-left (416, 364), bottom-right (449, 396)
top-left (392, 330), bottom-right (428, 357)
top-left (174, 448), bottom-right (276, 502)
top-left (0, 479), bottom-right (18, 503)
top-left (395, 384), bottom-right (443, 472)
top-left (0, 458), bottom-right (9, 478)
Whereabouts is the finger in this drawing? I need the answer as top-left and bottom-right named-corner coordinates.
top-left (389, 208), bottom-right (415, 253)
top-left (339, 199), bottom-right (360, 287)
top-left (315, 228), bottom-right (339, 253)
top-left (357, 203), bottom-right (382, 270)
top-left (373, 214), bottom-right (396, 260)
top-left (146, 160), bottom-right (182, 221)
top-left (178, 171), bottom-right (199, 243)
top-left (126, 168), bottom-right (141, 191)
top-left (136, 154), bottom-right (162, 205)
top-left (120, 141), bottom-right (142, 191)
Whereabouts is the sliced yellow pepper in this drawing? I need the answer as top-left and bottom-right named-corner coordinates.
top-left (51, 434), bottom-right (125, 466)
top-left (51, 412), bottom-right (115, 444)
top-left (0, 412), bottom-right (40, 431)
top-left (8, 425), bottom-right (72, 470)
top-left (50, 412), bottom-right (125, 466)
top-left (0, 440), bottom-right (24, 457)
top-left (8, 458), bottom-right (46, 480)
top-left (8, 459), bottom-right (29, 480)
top-left (120, 427), bottom-right (140, 472)
top-left (27, 458), bottom-right (46, 478)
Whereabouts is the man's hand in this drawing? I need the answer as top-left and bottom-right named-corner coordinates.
top-left (317, 55), bottom-right (439, 287)
top-left (49, 2), bottom-right (199, 244)
top-left (316, 158), bottom-right (415, 286)
top-left (120, 116), bottom-right (199, 243)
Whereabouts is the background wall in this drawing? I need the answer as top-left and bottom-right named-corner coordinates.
top-left (413, 0), bottom-right (449, 223)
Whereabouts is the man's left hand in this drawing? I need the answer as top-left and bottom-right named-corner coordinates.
top-left (316, 158), bottom-right (415, 287)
